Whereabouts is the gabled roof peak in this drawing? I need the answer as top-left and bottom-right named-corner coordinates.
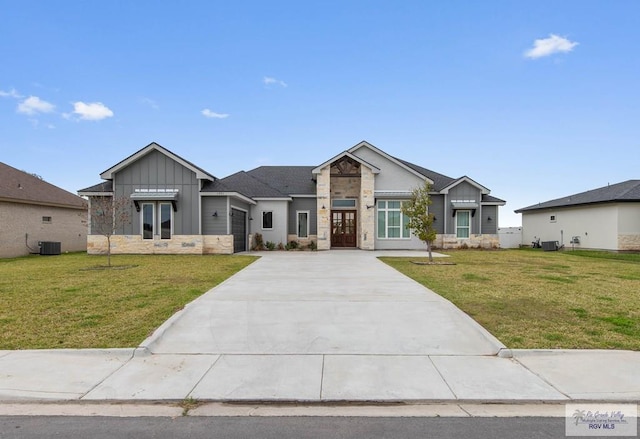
top-left (100, 142), bottom-right (215, 181)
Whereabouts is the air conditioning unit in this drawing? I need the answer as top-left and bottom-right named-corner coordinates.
top-left (40, 241), bottom-right (61, 255)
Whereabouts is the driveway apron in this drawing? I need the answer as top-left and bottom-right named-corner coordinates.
top-left (143, 251), bottom-right (503, 356)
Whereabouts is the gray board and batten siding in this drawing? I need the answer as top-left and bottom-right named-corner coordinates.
top-left (112, 149), bottom-right (200, 235)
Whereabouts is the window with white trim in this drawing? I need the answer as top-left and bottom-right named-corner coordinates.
top-left (297, 211), bottom-right (309, 238)
top-left (377, 200), bottom-right (410, 239)
top-left (456, 210), bottom-right (470, 238)
top-left (159, 202), bottom-right (172, 239)
top-left (262, 211), bottom-right (273, 229)
top-left (142, 203), bottom-right (154, 239)
top-left (141, 202), bottom-right (173, 239)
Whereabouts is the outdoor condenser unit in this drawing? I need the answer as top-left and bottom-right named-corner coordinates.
top-left (39, 241), bottom-right (61, 255)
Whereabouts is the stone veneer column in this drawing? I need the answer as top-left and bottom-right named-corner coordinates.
top-left (359, 166), bottom-right (375, 250)
top-left (316, 166), bottom-right (331, 250)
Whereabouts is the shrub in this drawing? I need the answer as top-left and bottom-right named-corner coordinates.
top-left (309, 240), bottom-right (317, 251)
top-left (265, 241), bottom-right (276, 251)
top-left (277, 242), bottom-right (285, 251)
top-left (252, 233), bottom-right (265, 251)
top-left (285, 240), bottom-right (299, 250)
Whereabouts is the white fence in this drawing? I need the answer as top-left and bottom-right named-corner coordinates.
top-left (498, 227), bottom-right (523, 248)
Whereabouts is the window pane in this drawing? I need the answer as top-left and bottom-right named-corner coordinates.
top-left (377, 210), bottom-right (386, 238)
top-left (402, 213), bottom-right (410, 238)
top-left (388, 211), bottom-right (400, 227)
top-left (332, 199), bottom-right (356, 208)
top-left (160, 203), bottom-right (171, 239)
top-left (142, 204), bottom-right (154, 239)
top-left (456, 211), bottom-right (470, 238)
top-left (388, 227), bottom-right (400, 238)
top-left (262, 211), bottom-right (273, 229)
top-left (297, 212), bottom-right (308, 238)
top-left (378, 201), bottom-right (386, 209)
top-left (388, 201), bottom-right (400, 209)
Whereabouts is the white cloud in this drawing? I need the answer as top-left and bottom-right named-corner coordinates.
top-left (263, 76), bottom-right (287, 87)
top-left (140, 97), bottom-right (159, 109)
top-left (17, 96), bottom-right (55, 115)
top-left (201, 109), bottom-right (229, 119)
top-left (524, 34), bottom-right (578, 59)
top-left (0, 88), bottom-right (22, 98)
top-left (71, 101), bottom-right (114, 120)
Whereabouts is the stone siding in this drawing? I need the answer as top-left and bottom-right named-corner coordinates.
top-left (618, 234), bottom-right (640, 251)
top-left (316, 167), bottom-right (331, 250)
top-left (434, 234), bottom-right (500, 249)
top-left (359, 166), bottom-right (375, 250)
top-left (88, 234), bottom-right (234, 255)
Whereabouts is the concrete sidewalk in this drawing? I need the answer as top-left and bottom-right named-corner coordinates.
top-left (0, 251), bottom-right (639, 404)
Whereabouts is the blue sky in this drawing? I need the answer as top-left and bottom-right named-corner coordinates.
top-left (1, 1), bottom-right (638, 226)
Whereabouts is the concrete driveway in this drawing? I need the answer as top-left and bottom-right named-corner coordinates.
top-left (143, 250), bottom-right (503, 356)
top-left (1, 250), bottom-right (583, 402)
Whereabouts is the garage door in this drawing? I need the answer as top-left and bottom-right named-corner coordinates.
top-left (231, 209), bottom-right (246, 253)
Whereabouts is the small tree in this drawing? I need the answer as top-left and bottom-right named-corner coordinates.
top-left (402, 181), bottom-right (437, 262)
top-left (89, 195), bottom-right (132, 267)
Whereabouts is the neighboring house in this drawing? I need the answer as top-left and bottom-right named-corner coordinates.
top-left (0, 162), bottom-right (87, 258)
top-left (78, 141), bottom-right (505, 254)
top-left (515, 180), bottom-right (640, 251)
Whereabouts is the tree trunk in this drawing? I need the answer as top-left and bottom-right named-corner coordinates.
top-left (427, 240), bottom-right (433, 263)
top-left (106, 236), bottom-right (111, 267)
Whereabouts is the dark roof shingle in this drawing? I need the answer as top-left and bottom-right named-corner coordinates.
top-left (515, 180), bottom-right (640, 213)
top-left (0, 162), bottom-right (87, 209)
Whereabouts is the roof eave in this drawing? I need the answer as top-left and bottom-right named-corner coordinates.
top-left (100, 142), bottom-right (216, 181)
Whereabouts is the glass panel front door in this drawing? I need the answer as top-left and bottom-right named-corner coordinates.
top-left (331, 210), bottom-right (357, 247)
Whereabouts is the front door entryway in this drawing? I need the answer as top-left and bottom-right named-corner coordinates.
top-left (331, 210), bottom-right (357, 247)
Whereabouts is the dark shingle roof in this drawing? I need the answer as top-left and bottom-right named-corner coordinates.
top-left (247, 166), bottom-right (317, 195)
top-left (515, 180), bottom-right (640, 213)
top-left (201, 171), bottom-right (287, 198)
top-left (394, 158), bottom-right (456, 191)
top-left (482, 194), bottom-right (506, 204)
top-left (78, 181), bottom-right (113, 193)
top-left (0, 162), bottom-right (87, 209)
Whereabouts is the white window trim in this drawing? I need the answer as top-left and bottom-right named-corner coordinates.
top-left (296, 210), bottom-right (310, 238)
top-left (159, 202), bottom-right (173, 240)
top-left (377, 200), bottom-right (411, 240)
top-left (455, 210), bottom-right (471, 239)
top-left (262, 211), bottom-right (273, 230)
top-left (141, 202), bottom-right (155, 240)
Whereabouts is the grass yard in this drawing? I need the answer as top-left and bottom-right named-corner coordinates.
top-left (381, 249), bottom-right (640, 350)
top-left (0, 253), bottom-right (257, 349)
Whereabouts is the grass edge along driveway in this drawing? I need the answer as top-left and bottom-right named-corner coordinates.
top-left (381, 249), bottom-right (640, 351)
top-left (0, 253), bottom-right (257, 350)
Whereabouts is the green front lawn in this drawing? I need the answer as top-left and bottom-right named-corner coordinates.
top-left (0, 253), bottom-right (257, 349)
top-left (381, 249), bottom-right (640, 350)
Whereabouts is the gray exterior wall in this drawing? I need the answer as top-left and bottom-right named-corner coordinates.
top-left (230, 199), bottom-right (251, 215)
top-left (201, 196), bottom-right (228, 235)
top-left (429, 194), bottom-right (445, 234)
top-left (113, 150), bottom-right (200, 235)
top-left (351, 147), bottom-right (424, 192)
top-left (288, 197), bottom-right (317, 235)
top-left (252, 200), bottom-right (289, 245)
top-left (481, 205), bottom-right (498, 234)
top-left (446, 182), bottom-right (482, 235)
